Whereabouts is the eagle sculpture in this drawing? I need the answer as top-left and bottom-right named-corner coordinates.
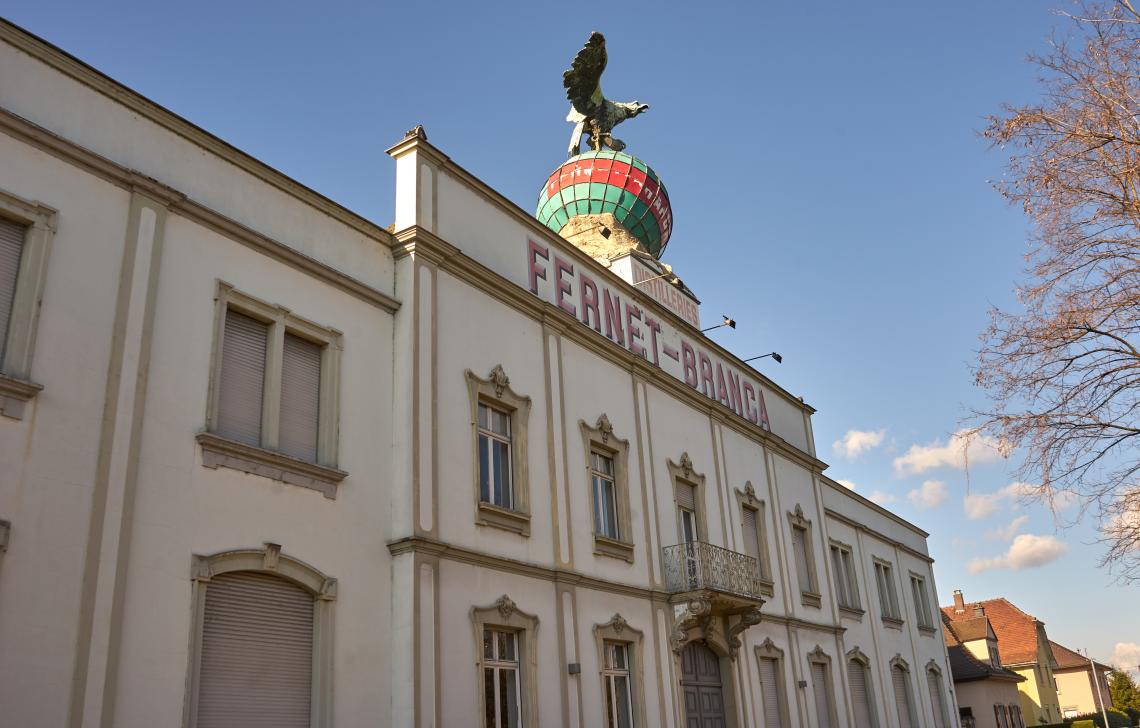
top-left (564, 32), bottom-right (649, 157)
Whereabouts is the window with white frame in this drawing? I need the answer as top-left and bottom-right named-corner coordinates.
top-left (874, 560), bottom-right (902, 622)
top-left (736, 482), bottom-right (772, 588)
top-left (581, 415), bottom-right (634, 560)
top-left (478, 403), bottom-right (515, 509)
top-left (483, 628), bottom-right (521, 728)
top-left (891, 660), bottom-right (917, 728)
top-left (830, 542), bottom-right (860, 611)
top-left (910, 573), bottom-right (935, 629)
top-left (591, 450), bottom-right (620, 539)
top-left (601, 641), bottom-right (634, 728)
top-left (788, 504), bottom-right (820, 606)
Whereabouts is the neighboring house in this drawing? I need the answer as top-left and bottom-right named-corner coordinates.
top-left (942, 603), bottom-right (1026, 728)
top-left (0, 18), bottom-right (960, 728)
top-left (1050, 640), bottom-right (1114, 718)
top-left (944, 592), bottom-right (1063, 725)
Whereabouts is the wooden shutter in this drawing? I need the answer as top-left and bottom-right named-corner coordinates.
top-left (893, 666), bottom-right (913, 728)
top-left (279, 332), bottom-right (322, 462)
top-left (0, 217), bottom-right (25, 361)
top-left (757, 656), bottom-right (782, 726)
top-left (811, 662), bottom-right (833, 728)
top-left (848, 659), bottom-right (874, 728)
top-left (741, 507), bottom-right (759, 558)
top-left (216, 310), bottom-right (268, 446)
top-left (676, 482), bottom-right (696, 511)
top-left (197, 571), bottom-right (314, 728)
top-left (927, 670), bottom-right (946, 728)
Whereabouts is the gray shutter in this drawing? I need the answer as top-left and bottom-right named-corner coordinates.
top-left (848, 659), bottom-right (874, 728)
top-left (927, 670), bottom-right (946, 728)
top-left (216, 310), bottom-right (268, 446)
top-left (197, 571), bottom-right (313, 728)
top-left (793, 528), bottom-right (812, 590)
top-left (676, 482), bottom-right (696, 511)
top-left (741, 507), bottom-right (759, 558)
top-left (757, 656), bottom-right (782, 726)
top-left (279, 332), bottom-right (322, 462)
top-left (811, 662), bottom-right (833, 728)
top-left (893, 666), bottom-right (913, 728)
top-left (0, 217), bottom-right (25, 362)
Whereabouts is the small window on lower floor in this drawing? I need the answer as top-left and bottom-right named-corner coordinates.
top-left (602, 641), bottom-right (634, 728)
top-left (483, 628), bottom-right (521, 728)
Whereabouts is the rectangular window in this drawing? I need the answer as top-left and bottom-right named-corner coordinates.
top-left (757, 656), bottom-right (783, 726)
top-left (893, 665), bottom-right (914, 728)
top-left (602, 641), bottom-right (633, 728)
top-left (792, 525), bottom-right (815, 593)
top-left (830, 544), bottom-right (860, 610)
top-left (217, 310), bottom-right (269, 447)
top-left (994, 704), bottom-right (1008, 728)
top-left (811, 661), bottom-right (834, 728)
top-left (478, 403), bottom-right (514, 509)
top-left (848, 659), bottom-right (874, 728)
top-left (875, 561), bottom-right (901, 620)
top-left (677, 482), bottom-right (698, 543)
top-left (483, 628), bottom-right (521, 728)
top-left (278, 332), bottom-right (322, 462)
top-left (910, 574), bottom-right (934, 629)
top-left (0, 217), bottom-right (24, 364)
top-left (591, 451), bottom-right (619, 539)
top-left (928, 670), bottom-right (948, 728)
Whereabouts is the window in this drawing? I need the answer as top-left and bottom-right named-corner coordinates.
top-left (808, 649), bottom-right (836, 728)
top-left (989, 642), bottom-right (1001, 666)
top-left (874, 560), bottom-right (902, 623)
top-left (927, 664), bottom-right (950, 728)
top-left (201, 284), bottom-right (344, 496)
top-left (473, 595), bottom-right (538, 727)
top-left (581, 414), bottom-right (634, 561)
top-left (830, 542), bottom-right (861, 612)
top-left (467, 366), bottom-right (532, 534)
top-left (736, 482), bottom-right (773, 592)
top-left (1009, 705), bottom-right (1024, 728)
top-left (479, 403), bottom-right (514, 508)
top-left (594, 613), bottom-right (646, 728)
top-left (483, 628), bottom-right (521, 728)
top-left (960, 707), bottom-right (976, 728)
top-left (0, 190), bottom-right (56, 420)
top-left (601, 642), bottom-right (633, 728)
top-left (669, 454), bottom-right (706, 545)
top-left (788, 504), bottom-right (820, 607)
top-left (188, 545), bottom-right (336, 728)
top-left (891, 659), bottom-right (916, 728)
top-left (754, 639), bottom-right (789, 727)
top-left (847, 651), bottom-right (878, 728)
top-left (677, 482), bottom-right (699, 542)
top-left (994, 704), bottom-right (1008, 728)
top-left (910, 574), bottom-right (934, 630)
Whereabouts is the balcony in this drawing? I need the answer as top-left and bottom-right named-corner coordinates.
top-left (661, 541), bottom-right (766, 604)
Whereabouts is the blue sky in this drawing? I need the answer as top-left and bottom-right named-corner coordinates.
top-left (6, 0), bottom-right (1137, 670)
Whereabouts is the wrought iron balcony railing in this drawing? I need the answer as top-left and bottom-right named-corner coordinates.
top-left (661, 541), bottom-right (765, 601)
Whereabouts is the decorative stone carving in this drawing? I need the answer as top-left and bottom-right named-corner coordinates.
top-left (496, 594), bottom-right (517, 620)
top-left (596, 413), bottom-right (614, 443)
top-left (610, 613), bottom-right (627, 634)
top-left (679, 452), bottom-right (694, 478)
top-left (669, 595), bottom-right (714, 654)
top-left (726, 606), bottom-right (764, 660)
top-left (263, 542), bottom-right (281, 570)
top-left (489, 365), bottom-right (511, 399)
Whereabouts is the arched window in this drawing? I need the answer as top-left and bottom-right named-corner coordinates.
top-left (846, 648), bottom-right (878, 728)
top-left (926, 661), bottom-right (950, 728)
top-left (890, 657), bottom-right (917, 728)
top-left (186, 545), bottom-right (335, 728)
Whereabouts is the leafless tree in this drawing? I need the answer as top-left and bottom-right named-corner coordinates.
top-left (979, 0), bottom-right (1140, 581)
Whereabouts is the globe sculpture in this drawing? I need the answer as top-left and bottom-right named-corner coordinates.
top-left (535, 150), bottom-right (672, 259)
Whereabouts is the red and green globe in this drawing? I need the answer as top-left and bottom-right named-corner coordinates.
top-left (536, 151), bottom-right (672, 259)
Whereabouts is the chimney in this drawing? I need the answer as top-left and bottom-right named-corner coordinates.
top-left (973, 605), bottom-right (985, 618)
top-left (953, 590), bottom-right (965, 614)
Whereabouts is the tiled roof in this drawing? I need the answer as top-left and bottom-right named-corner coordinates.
top-left (942, 614), bottom-right (1025, 684)
top-left (948, 615), bottom-right (991, 642)
top-left (1049, 640), bottom-right (1112, 672)
top-left (942, 597), bottom-right (1049, 666)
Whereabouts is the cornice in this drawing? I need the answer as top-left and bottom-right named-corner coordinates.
top-left (0, 107), bottom-right (400, 314)
top-left (820, 475), bottom-right (929, 539)
top-left (0, 18), bottom-right (397, 248)
top-left (824, 507), bottom-right (933, 563)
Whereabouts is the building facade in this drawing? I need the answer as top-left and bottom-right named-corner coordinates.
top-left (1050, 641), bottom-right (1114, 719)
top-left (941, 598), bottom-right (1027, 728)
top-left (0, 19), bottom-right (956, 728)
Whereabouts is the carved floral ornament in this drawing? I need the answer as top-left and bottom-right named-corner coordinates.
top-left (596, 413), bottom-right (614, 443)
top-left (610, 612), bottom-right (627, 634)
top-left (679, 452), bottom-right (694, 478)
top-left (742, 481), bottom-right (757, 503)
top-left (495, 594), bottom-right (517, 620)
top-left (726, 606), bottom-right (764, 660)
top-left (489, 364), bottom-right (511, 399)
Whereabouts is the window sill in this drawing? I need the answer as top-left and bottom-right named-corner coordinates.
top-left (0, 372), bottom-right (43, 420)
top-left (756, 578), bottom-right (775, 597)
top-left (196, 432), bottom-right (346, 499)
top-left (476, 501), bottom-right (531, 535)
top-left (881, 615), bottom-right (905, 630)
top-left (800, 591), bottom-right (822, 609)
top-left (917, 624), bottom-right (937, 636)
top-left (593, 534), bottom-right (635, 563)
top-left (839, 605), bottom-right (865, 621)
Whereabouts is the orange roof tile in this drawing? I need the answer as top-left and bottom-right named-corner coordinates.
top-left (1048, 640), bottom-right (1112, 672)
top-left (942, 597), bottom-right (1049, 666)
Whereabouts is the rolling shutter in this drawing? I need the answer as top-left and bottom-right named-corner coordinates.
top-left (197, 571), bottom-right (314, 728)
top-left (0, 218), bottom-right (25, 361)
top-left (927, 670), bottom-right (947, 728)
top-left (216, 310), bottom-right (268, 446)
top-left (757, 656), bottom-right (782, 726)
top-left (279, 332), bottom-right (322, 462)
top-left (848, 659), bottom-right (874, 728)
top-left (792, 527), bottom-right (812, 591)
top-left (811, 662), bottom-right (833, 728)
top-left (893, 666), bottom-right (914, 728)
top-left (741, 507), bottom-right (759, 558)
top-left (676, 482), bottom-right (696, 511)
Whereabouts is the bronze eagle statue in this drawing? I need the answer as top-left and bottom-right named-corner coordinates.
top-left (564, 32), bottom-right (649, 157)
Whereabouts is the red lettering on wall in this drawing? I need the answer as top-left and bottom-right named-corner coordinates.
top-left (715, 363), bottom-right (730, 407)
top-left (527, 240), bottom-right (549, 294)
top-left (603, 290), bottom-right (625, 346)
top-left (755, 387), bottom-right (771, 430)
top-left (698, 352), bottom-right (715, 398)
top-left (743, 382), bottom-right (757, 423)
top-left (645, 316), bottom-right (662, 366)
top-left (626, 304), bottom-right (645, 357)
top-left (554, 257), bottom-right (576, 317)
top-left (580, 273), bottom-right (601, 332)
top-left (728, 371), bottom-right (742, 416)
top-left (681, 341), bottom-right (698, 388)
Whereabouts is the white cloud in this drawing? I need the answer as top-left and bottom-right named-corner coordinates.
top-left (869, 490), bottom-right (897, 505)
top-left (893, 429), bottom-right (1003, 476)
top-left (1111, 642), bottom-right (1140, 672)
top-left (907, 480), bottom-right (948, 511)
top-left (965, 482), bottom-right (1077, 520)
top-left (967, 534), bottom-right (1068, 574)
top-left (836, 479), bottom-right (857, 491)
top-left (833, 429), bottom-right (886, 459)
top-left (985, 515), bottom-right (1030, 541)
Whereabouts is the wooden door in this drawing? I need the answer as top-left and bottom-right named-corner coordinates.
top-left (680, 642), bottom-right (727, 728)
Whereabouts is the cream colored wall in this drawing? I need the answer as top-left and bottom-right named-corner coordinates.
top-left (955, 679), bottom-right (1023, 728)
top-left (1057, 668), bottom-right (1111, 717)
